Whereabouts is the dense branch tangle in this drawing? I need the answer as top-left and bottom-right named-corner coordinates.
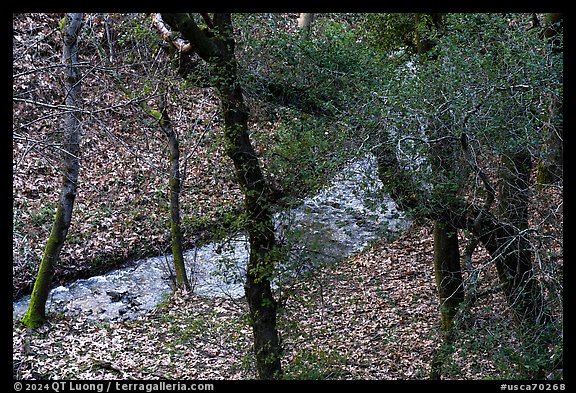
top-left (374, 13), bottom-right (561, 379)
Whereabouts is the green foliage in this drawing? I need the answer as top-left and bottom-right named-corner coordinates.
top-left (265, 117), bottom-right (348, 198)
top-left (377, 13), bottom-right (562, 214)
top-left (89, 253), bottom-right (107, 268)
top-left (30, 203), bottom-right (56, 227)
top-left (438, 13), bottom-right (560, 154)
top-left (58, 17), bottom-right (66, 33)
top-left (234, 14), bottom-right (387, 201)
top-left (358, 13), bottom-right (418, 54)
top-left (444, 317), bottom-right (563, 379)
top-left (357, 13), bottom-right (443, 56)
top-left (512, 322), bottom-right (563, 379)
top-left (13, 206), bottom-right (25, 233)
top-left (154, 292), bottom-right (173, 311)
top-left (116, 14), bottom-right (162, 54)
top-left (371, 15), bottom-right (562, 378)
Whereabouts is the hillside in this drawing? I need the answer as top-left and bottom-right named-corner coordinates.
top-left (13, 13), bottom-right (563, 381)
top-left (13, 13), bottom-right (247, 298)
top-left (14, 226), bottom-right (534, 380)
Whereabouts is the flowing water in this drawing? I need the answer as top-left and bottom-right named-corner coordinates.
top-left (12, 155), bottom-right (410, 322)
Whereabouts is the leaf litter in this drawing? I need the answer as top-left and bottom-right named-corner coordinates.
top-left (13, 13), bottom-right (562, 381)
top-left (14, 224), bottom-right (533, 380)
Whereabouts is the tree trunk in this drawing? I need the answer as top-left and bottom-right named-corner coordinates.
top-left (297, 13), bottom-right (314, 34)
top-left (375, 134), bottom-right (421, 212)
top-left (489, 148), bottom-right (544, 326)
top-left (21, 13), bottom-right (83, 329)
top-left (468, 144), bottom-right (544, 327)
top-left (536, 92), bottom-right (563, 186)
top-left (433, 221), bottom-right (464, 333)
top-left (159, 94), bottom-right (190, 291)
top-left (160, 13), bottom-right (283, 379)
top-left (427, 129), bottom-right (465, 380)
top-left (414, 13), bottom-right (443, 55)
top-left (542, 13), bottom-right (562, 41)
top-left (214, 33), bottom-right (282, 382)
top-left (537, 13), bottom-right (563, 186)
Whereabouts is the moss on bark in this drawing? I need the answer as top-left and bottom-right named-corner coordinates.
top-left (433, 220), bottom-right (464, 334)
top-left (160, 94), bottom-right (190, 291)
top-left (160, 13), bottom-right (283, 379)
top-left (21, 207), bottom-right (65, 328)
top-left (21, 13), bottom-right (83, 329)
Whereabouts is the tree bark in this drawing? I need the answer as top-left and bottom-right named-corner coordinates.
top-left (158, 94), bottom-right (190, 291)
top-left (542, 13), bottom-right (562, 40)
top-left (433, 221), bottom-right (464, 333)
top-left (414, 13), bottom-right (444, 55)
top-left (21, 13), bottom-right (83, 329)
top-left (103, 62), bottom-right (191, 291)
top-left (537, 13), bottom-right (563, 185)
top-left (212, 18), bottom-right (282, 381)
top-left (427, 124), bottom-right (465, 381)
top-left (297, 13), bottom-right (314, 35)
top-left (536, 92), bottom-right (563, 186)
top-left (488, 148), bottom-right (544, 325)
top-left (160, 13), bottom-right (283, 379)
top-left (377, 128), bottom-right (466, 382)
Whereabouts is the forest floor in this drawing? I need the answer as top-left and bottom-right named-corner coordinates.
top-left (13, 224), bottom-right (539, 380)
top-left (13, 13), bottom-right (563, 381)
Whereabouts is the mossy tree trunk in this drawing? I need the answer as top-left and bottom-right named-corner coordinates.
top-left (429, 220), bottom-right (464, 380)
top-left (459, 129), bottom-right (545, 327)
top-left (103, 64), bottom-right (190, 290)
top-left (21, 13), bottom-right (83, 329)
top-left (160, 13), bottom-right (283, 379)
top-left (215, 47), bottom-right (282, 380)
top-left (158, 93), bottom-right (190, 291)
top-left (376, 130), bottom-right (466, 380)
top-left (375, 13), bottom-right (555, 378)
top-left (427, 123), bottom-right (466, 380)
top-left (420, 23), bottom-right (465, 377)
top-left (433, 221), bottom-right (464, 333)
top-left (381, 19), bottom-right (467, 377)
top-left (428, 129), bottom-right (467, 335)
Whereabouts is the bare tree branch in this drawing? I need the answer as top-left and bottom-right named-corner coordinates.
top-left (151, 13), bottom-right (193, 53)
top-left (160, 13), bottom-right (219, 61)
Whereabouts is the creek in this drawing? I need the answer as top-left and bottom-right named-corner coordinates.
top-left (12, 155), bottom-right (410, 322)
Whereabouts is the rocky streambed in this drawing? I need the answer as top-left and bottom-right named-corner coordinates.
top-left (13, 155), bottom-right (410, 322)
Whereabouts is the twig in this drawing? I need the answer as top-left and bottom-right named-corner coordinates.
top-left (13, 134), bottom-right (80, 160)
top-left (103, 15), bottom-right (115, 63)
top-left (458, 88), bottom-right (497, 217)
top-left (13, 97), bottom-right (79, 112)
top-left (13, 62), bottom-right (91, 79)
top-left (91, 359), bottom-right (136, 379)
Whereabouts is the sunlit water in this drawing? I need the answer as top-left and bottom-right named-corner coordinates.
top-left (13, 155), bottom-right (410, 322)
